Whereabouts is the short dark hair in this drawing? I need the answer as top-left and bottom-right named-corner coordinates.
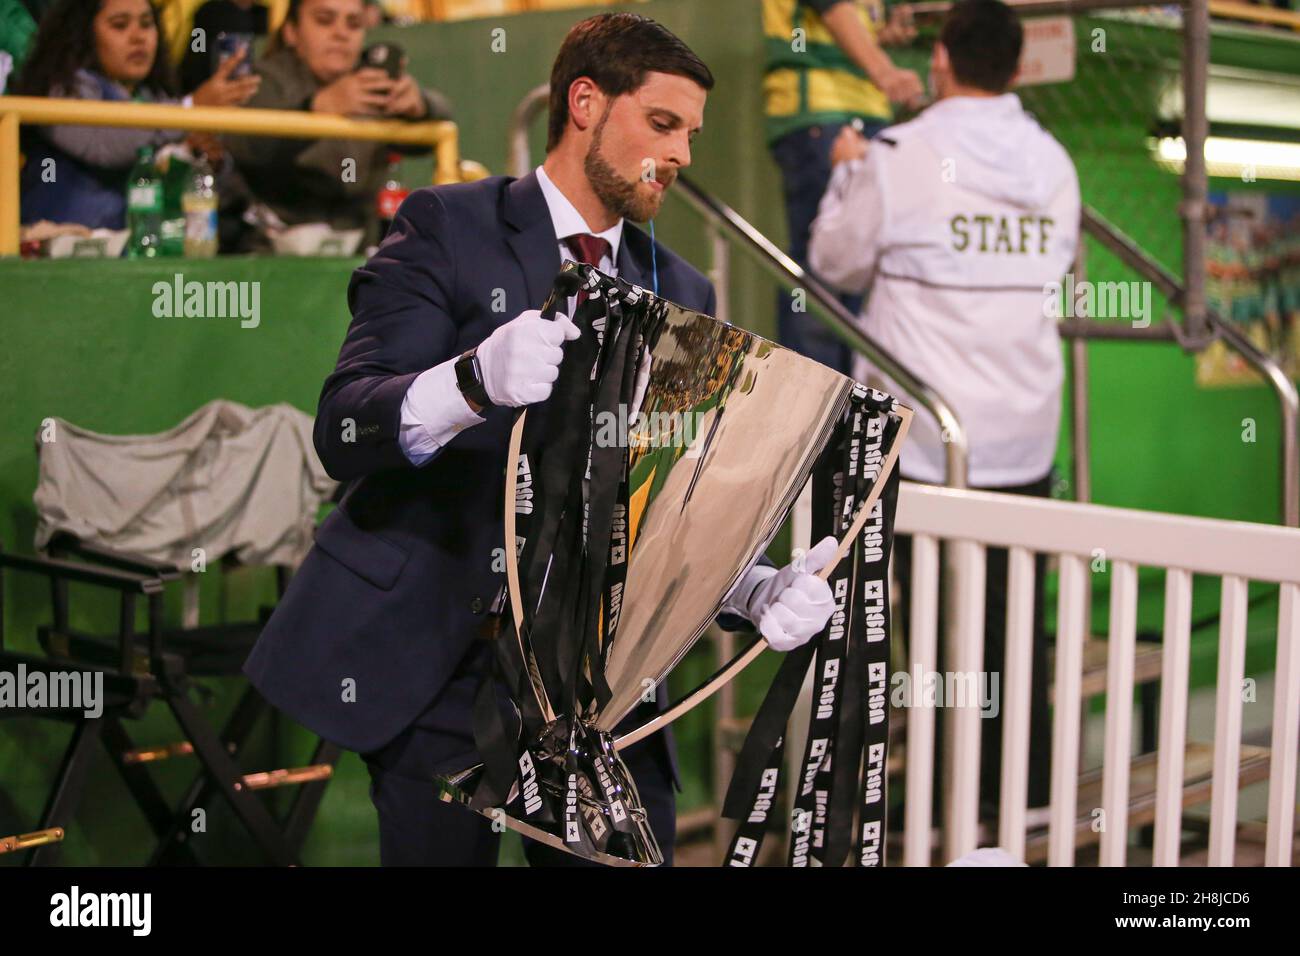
top-left (17, 0), bottom-right (177, 98)
top-left (546, 13), bottom-right (714, 152)
top-left (939, 0), bottom-right (1023, 94)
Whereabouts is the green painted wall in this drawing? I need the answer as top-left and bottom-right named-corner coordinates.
top-left (2, 2), bottom-right (1295, 865)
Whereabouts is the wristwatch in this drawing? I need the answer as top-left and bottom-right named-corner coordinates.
top-left (454, 348), bottom-right (493, 410)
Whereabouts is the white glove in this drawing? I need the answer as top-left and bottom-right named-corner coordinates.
top-left (745, 536), bottom-right (840, 652)
top-left (475, 309), bottom-right (581, 407)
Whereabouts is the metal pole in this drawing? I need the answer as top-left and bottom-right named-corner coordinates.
top-left (433, 123), bottom-right (460, 185)
top-left (1181, 0), bottom-right (1211, 347)
top-left (508, 83), bottom-right (549, 179)
top-left (1068, 245), bottom-right (1092, 504)
top-left (0, 113), bottom-right (17, 256)
top-left (707, 221), bottom-right (736, 859)
top-left (1, 97), bottom-right (461, 252)
top-left (0, 96), bottom-right (451, 146)
top-left (709, 222), bottom-right (731, 328)
top-left (910, 0), bottom-right (1182, 15)
top-left (1213, 317), bottom-right (1300, 527)
top-left (1058, 321), bottom-right (1178, 341)
top-left (1083, 206), bottom-right (1300, 526)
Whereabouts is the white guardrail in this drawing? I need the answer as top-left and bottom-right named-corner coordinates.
top-left (792, 480), bottom-right (1300, 866)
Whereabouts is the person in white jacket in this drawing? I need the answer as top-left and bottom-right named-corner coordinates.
top-left (809, 0), bottom-right (1080, 823)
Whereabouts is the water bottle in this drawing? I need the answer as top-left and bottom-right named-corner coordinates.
top-left (126, 146), bottom-right (162, 258)
top-left (182, 156), bottom-right (219, 258)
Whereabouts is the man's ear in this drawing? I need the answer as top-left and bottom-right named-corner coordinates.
top-left (931, 42), bottom-right (949, 76)
top-left (281, 20), bottom-right (299, 50)
top-left (567, 76), bottom-right (604, 136)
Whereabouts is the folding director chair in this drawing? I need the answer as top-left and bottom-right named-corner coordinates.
top-left (0, 401), bottom-right (341, 866)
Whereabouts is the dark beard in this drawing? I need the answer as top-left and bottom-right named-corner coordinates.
top-left (584, 108), bottom-right (661, 224)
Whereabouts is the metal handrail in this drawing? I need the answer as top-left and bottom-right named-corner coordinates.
top-left (669, 176), bottom-right (970, 489)
top-left (1207, 0), bottom-right (1300, 30)
top-left (1077, 206), bottom-right (1300, 526)
top-left (503, 61), bottom-right (1298, 521)
top-left (0, 96), bottom-right (465, 255)
top-left (910, 0), bottom-right (1187, 15)
top-left (506, 83), bottom-right (970, 488)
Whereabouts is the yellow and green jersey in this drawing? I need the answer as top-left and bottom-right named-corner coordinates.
top-left (763, 0), bottom-right (893, 144)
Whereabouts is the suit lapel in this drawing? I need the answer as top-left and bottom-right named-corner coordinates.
top-left (617, 225), bottom-right (652, 293)
top-left (504, 171), bottom-right (562, 311)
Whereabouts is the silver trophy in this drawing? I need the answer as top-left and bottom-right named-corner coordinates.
top-left (436, 263), bottom-right (911, 865)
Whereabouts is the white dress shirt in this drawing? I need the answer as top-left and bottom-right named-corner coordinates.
top-left (398, 165), bottom-right (623, 466)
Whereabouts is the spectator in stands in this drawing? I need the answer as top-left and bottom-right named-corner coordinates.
top-left (361, 0), bottom-right (384, 30)
top-left (179, 0), bottom-right (270, 94)
top-left (16, 0), bottom-right (260, 230)
top-left (222, 0), bottom-right (452, 248)
top-left (809, 0), bottom-right (1080, 827)
top-left (763, 0), bottom-right (924, 375)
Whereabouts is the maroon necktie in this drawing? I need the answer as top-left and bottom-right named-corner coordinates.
top-left (564, 234), bottom-right (612, 307)
top-left (565, 233), bottom-right (612, 272)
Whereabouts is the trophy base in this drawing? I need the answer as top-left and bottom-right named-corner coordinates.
top-left (433, 719), bottom-right (664, 867)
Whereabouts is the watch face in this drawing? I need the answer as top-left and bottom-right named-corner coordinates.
top-left (456, 352), bottom-right (490, 406)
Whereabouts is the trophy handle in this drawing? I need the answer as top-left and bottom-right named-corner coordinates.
top-left (614, 403), bottom-right (913, 750)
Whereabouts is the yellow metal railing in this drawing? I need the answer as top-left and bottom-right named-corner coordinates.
top-left (418, 0), bottom-right (631, 23)
top-left (0, 97), bottom-right (479, 256)
top-left (1208, 1), bottom-right (1300, 30)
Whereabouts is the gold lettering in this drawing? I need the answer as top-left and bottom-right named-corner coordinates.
top-left (951, 214), bottom-right (969, 252)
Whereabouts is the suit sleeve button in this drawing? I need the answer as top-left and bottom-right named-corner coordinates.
top-left (470, 596), bottom-right (485, 614)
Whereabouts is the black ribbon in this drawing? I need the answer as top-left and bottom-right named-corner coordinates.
top-left (472, 267), bottom-right (658, 823)
top-left (723, 387), bottom-right (901, 867)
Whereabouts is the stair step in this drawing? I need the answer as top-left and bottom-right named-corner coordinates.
top-left (1022, 741), bottom-right (1271, 863)
top-left (1049, 638), bottom-right (1164, 704)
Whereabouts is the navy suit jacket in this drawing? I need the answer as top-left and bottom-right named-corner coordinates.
top-left (244, 171), bottom-right (729, 757)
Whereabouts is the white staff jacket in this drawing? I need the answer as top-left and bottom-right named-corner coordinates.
top-left (810, 93), bottom-right (1080, 487)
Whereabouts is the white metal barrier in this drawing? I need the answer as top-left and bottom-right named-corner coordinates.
top-left (894, 486), bottom-right (1300, 868)
top-left (880, 481), bottom-right (1300, 867)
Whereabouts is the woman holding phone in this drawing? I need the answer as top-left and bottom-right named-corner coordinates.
top-left (179, 0), bottom-right (270, 94)
top-left (17, 0), bottom-right (260, 229)
top-left (223, 0), bottom-right (452, 247)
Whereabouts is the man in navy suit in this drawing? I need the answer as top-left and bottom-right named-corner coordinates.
top-left (245, 12), bottom-right (840, 866)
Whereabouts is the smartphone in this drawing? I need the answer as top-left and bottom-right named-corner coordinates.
top-left (360, 42), bottom-right (405, 80)
top-left (215, 32), bottom-right (254, 78)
